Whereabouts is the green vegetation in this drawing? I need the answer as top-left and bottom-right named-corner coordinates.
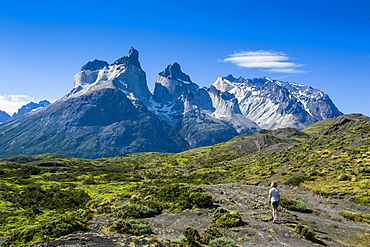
top-left (129, 183), bottom-right (213, 212)
top-left (180, 226), bottom-right (234, 246)
top-left (180, 227), bottom-right (202, 246)
top-left (280, 198), bottom-right (307, 212)
top-left (211, 208), bottom-right (242, 228)
top-left (109, 218), bottom-right (152, 235)
top-left (0, 113), bottom-right (369, 246)
top-left (209, 237), bottom-right (236, 247)
top-left (340, 210), bottom-right (370, 224)
top-left (294, 223), bottom-right (316, 240)
top-left (199, 227), bottom-right (225, 244)
top-left (1, 209), bottom-right (92, 247)
top-left (112, 204), bottom-right (157, 219)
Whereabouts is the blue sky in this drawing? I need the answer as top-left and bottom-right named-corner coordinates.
top-left (0, 0), bottom-right (369, 116)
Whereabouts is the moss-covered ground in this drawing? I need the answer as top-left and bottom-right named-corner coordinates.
top-left (0, 114), bottom-right (369, 246)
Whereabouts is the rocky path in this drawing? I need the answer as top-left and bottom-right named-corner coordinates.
top-left (32, 182), bottom-right (370, 247)
top-left (195, 182), bottom-right (370, 246)
top-left (146, 182), bottom-right (370, 246)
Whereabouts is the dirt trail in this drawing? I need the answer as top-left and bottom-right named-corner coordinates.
top-left (146, 182), bottom-right (370, 247)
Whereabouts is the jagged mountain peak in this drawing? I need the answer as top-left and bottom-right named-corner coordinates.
top-left (223, 74), bottom-right (237, 82)
top-left (0, 110), bottom-right (11, 123)
top-left (12, 100), bottom-right (51, 118)
top-left (159, 62), bottom-right (192, 82)
top-left (213, 75), bottom-right (342, 129)
top-left (66, 47), bottom-right (150, 103)
top-left (81, 59), bottom-right (109, 71)
top-left (111, 47), bottom-right (142, 69)
top-left (0, 48), bottom-right (344, 159)
top-left (153, 63), bottom-right (197, 103)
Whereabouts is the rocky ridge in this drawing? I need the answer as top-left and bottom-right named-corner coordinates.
top-left (212, 76), bottom-right (342, 129)
top-left (0, 110), bottom-right (10, 123)
top-left (0, 48), bottom-right (343, 158)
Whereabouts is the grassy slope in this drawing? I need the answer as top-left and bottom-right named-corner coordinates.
top-left (0, 113), bottom-right (369, 246)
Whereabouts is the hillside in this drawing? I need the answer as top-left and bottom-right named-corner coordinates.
top-left (0, 113), bottom-right (369, 246)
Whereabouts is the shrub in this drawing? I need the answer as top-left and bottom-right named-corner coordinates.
top-left (109, 218), bottom-right (151, 235)
top-left (41, 218), bottom-right (76, 238)
top-left (284, 174), bottom-right (308, 186)
top-left (112, 204), bottom-right (157, 219)
top-left (280, 198), bottom-right (307, 212)
top-left (338, 174), bottom-right (352, 181)
top-left (2, 209), bottom-right (91, 247)
top-left (2, 184), bottom-right (90, 214)
top-left (209, 237), bottom-right (236, 247)
top-left (181, 226), bottom-right (201, 246)
top-left (189, 192), bottom-right (214, 208)
top-left (340, 210), bottom-right (370, 224)
top-left (87, 198), bottom-right (115, 214)
top-left (1, 226), bottom-right (41, 247)
top-left (212, 208), bottom-right (229, 221)
top-left (199, 227), bottom-right (224, 244)
top-left (130, 183), bottom-right (213, 212)
top-left (294, 223), bottom-right (315, 240)
top-left (212, 208), bottom-right (242, 228)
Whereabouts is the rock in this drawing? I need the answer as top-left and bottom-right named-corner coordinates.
top-left (112, 47), bottom-right (142, 69)
top-left (81, 59), bottom-right (109, 71)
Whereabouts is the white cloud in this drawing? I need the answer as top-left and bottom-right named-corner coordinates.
top-left (267, 68), bottom-right (304, 73)
top-left (222, 50), bottom-right (304, 73)
top-left (0, 95), bottom-right (35, 115)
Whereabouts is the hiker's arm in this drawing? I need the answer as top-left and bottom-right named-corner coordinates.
top-left (268, 193), bottom-right (271, 204)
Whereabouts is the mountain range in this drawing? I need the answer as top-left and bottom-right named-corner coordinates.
top-left (0, 100), bottom-right (50, 123)
top-left (0, 48), bottom-right (343, 158)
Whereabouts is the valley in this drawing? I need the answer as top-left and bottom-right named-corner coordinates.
top-left (0, 113), bottom-right (369, 246)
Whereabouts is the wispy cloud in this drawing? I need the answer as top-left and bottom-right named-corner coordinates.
top-left (0, 95), bottom-right (35, 115)
top-left (222, 50), bottom-right (304, 73)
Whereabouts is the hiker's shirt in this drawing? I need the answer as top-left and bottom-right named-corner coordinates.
top-left (269, 188), bottom-right (280, 202)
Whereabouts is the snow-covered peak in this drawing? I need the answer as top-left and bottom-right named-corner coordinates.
top-left (63, 48), bottom-right (151, 103)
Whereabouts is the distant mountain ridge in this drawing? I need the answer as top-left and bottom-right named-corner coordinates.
top-left (0, 100), bottom-right (51, 123)
top-left (212, 75), bottom-right (342, 129)
top-left (0, 48), bottom-right (343, 158)
top-left (0, 110), bottom-right (10, 123)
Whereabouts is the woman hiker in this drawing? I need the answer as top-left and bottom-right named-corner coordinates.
top-left (268, 182), bottom-right (280, 223)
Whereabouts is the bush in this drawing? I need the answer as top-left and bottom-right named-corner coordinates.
top-left (41, 218), bottom-right (76, 238)
top-left (181, 226), bottom-right (201, 246)
top-left (338, 174), bottom-right (352, 181)
top-left (130, 183), bottom-right (213, 212)
top-left (109, 218), bottom-right (151, 235)
top-left (212, 208), bottom-right (229, 221)
top-left (112, 203), bottom-right (157, 219)
top-left (87, 198), bottom-right (115, 214)
top-left (2, 209), bottom-right (92, 247)
top-left (284, 174), bottom-right (308, 186)
top-left (212, 208), bottom-right (242, 228)
top-left (1, 226), bottom-right (41, 247)
top-left (2, 184), bottom-right (90, 214)
top-left (280, 198), bottom-right (307, 212)
top-left (189, 192), bottom-right (214, 208)
top-left (340, 210), bottom-right (370, 224)
top-left (295, 223), bottom-right (315, 240)
top-left (199, 227), bottom-right (224, 244)
top-left (209, 237), bottom-right (236, 247)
